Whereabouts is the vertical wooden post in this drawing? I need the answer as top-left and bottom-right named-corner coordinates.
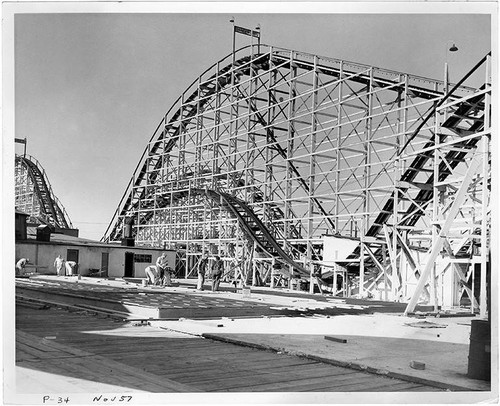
top-left (479, 54), bottom-right (490, 319)
top-left (252, 240), bottom-right (257, 287)
top-left (270, 258), bottom-right (275, 289)
top-left (359, 220), bottom-right (365, 298)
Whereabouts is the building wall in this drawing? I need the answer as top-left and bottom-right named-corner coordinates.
top-left (15, 242), bottom-right (175, 278)
top-left (323, 236), bottom-right (359, 262)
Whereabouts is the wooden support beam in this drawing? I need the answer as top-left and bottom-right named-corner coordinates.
top-left (398, 181), bottom-right (433, 191)
top-left (442, 239), bottom-right (479, 310)
top-left (364, 246), bottom-right (392, 298)
top-left (404, 153), bottom-right (482, 315)
top-left (383, 225), bottom-right (400, 296)
top-left (395, 230), bottom-right (431, 301)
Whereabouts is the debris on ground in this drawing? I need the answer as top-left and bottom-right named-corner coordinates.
top-left (324, 335), bottom-right (348, 343)
top-left (410, 360), bottom-right (426, 370)
top-left (405, 321), bottom-right (446, 329)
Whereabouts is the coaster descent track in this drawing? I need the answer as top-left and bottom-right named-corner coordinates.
top-left (15, 154), bottom-right (73, 229)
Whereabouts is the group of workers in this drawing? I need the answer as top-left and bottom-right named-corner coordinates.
top-left (196, 253), bottom-right (224, 292)
top-left (53, 255), bottom-right (78, 276)
top-left (144, 252), bottom-right (174, 287)
top-left (15, 255), bottom-right (78, 276)
top-left (144, 252), bottom-right (225, 292)
top-left (17, 251), bottom-right (230, 293)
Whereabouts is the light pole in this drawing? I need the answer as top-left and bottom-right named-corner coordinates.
top-left (443, 42), bottom-right (458, 123)
top-left (230, 16), bottom-right (235, 60)
top-left (444, 41), bottom-right (459, 95)
top-left (255, 24), bottom-right (261, 53)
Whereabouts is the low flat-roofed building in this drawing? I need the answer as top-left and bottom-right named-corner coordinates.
top-left (15, 225), bottom-right (175, 278)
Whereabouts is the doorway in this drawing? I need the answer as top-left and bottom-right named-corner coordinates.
top-left (124, 252), bottom-right (135, 277)
top-left (101, 252), bottom-right (109, 277)
top-left (67, 249), bottom-right (79, 263)
top-left (66, 249), bottom-right (80, 275)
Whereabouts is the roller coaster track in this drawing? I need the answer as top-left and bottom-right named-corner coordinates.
top-left (365, 90), bottom-right (486, 240)
top-left (342, 88), bottom-right (487, 283)
top-left (193, 188), bottom-right (310, 277)
top-left (202, 188), bottom-right (334, 291)
top-left (104, 45), bottom-right (479, 254)
top-left (15, 154), bottom-right (73, 228)
top-left (367, 54), bottom-right (490, 238)
top-left (343, 55), bottom-right (489, 280)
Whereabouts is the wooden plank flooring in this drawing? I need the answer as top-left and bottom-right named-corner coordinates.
top-left (15, 304), bottom-right (443, 393)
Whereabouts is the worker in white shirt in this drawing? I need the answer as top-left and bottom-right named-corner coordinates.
top-left (145, 265), bottom-right (159, 286)
top-left (65, 261), bottom-right (78, 276)
top-left (156, 252), bottom-right (170, 286)
top-left (54, 255), bottom-right (65, 276)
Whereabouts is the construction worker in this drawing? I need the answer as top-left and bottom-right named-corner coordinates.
top-left (254, 269), bottom-right (263, 287)
top-left (211, 255), bottom-right (224, 292)
top-left (16, 258), bottom-right (29, 276)
top-left (145, 265), bottom-right (163, 286)
top-left (54, 255), bottom-right (65, 276)
top-left (144, 265), bottom-right (158, 285)
top-left (196, 253), bottom-right (209, 290)
top-left (163, 267), bottom-right (173, 287)
top-left (65, 261), bottom-right (78, 276)
top-left (156, 252), bottom-right (169, 286)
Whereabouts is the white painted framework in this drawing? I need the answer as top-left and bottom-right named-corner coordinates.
top-left (15, 154), bottom-right (73, 229)
top-left (103, 45), bottom-right (491, 313)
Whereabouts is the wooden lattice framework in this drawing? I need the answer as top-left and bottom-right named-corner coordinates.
top-left (103, 45), bottom-right (491, 314)
top-left (15, 154), bottom-right (73, 228)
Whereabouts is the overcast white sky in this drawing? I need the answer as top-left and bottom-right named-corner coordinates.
top-left (5, 3), bottom-right (494, 240)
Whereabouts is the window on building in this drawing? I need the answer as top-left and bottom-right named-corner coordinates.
top-left (134, 254), bottom-right (152, 263)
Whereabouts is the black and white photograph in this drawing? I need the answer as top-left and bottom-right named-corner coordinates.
top-left (2, 1), bottom-right (498, 404)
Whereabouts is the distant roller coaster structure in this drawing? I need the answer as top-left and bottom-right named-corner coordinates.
top-left (15, 154), bottom-right (73, 229)
top-left (103, 43), bottom-right (491, 315)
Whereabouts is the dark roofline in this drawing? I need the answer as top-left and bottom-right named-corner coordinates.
top-left (18, 237), bottom-right (174, 252)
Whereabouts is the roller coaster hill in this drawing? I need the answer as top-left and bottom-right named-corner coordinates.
top-left (15, 152), bottom-right (76, 235)
top-left (102, 43), bottom-right (492, 316)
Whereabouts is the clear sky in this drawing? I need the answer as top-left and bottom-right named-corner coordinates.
top-left (10, 5), bottom-right (492, 240)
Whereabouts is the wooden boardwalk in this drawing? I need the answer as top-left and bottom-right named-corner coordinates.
top-left (15, 303), bottom-right (443, 393)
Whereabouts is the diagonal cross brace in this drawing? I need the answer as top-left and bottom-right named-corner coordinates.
top-left (383, 225), bottom-right (401, 292)
top-left (442, 239), bottom-right (479, 309)
top-left (395, 230), bottom-right (431, 301)
top-left (404, 152), bottom-right (482, 315)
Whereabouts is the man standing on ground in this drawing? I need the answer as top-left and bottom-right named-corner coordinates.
top-left (54, 255), bottom-right (65, 276)
top-left (196, 253), bottom-right (209, 291)
top-left (211, 255), bottom-right (224, 292)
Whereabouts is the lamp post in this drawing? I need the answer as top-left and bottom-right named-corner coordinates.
top-left (443, 42), bottom-right (458, 123)
top-left (230, 16), bottom-right (235, 60)
top-left (255, 24), bottom-right (261, 53)
top-left (444, 41), bottom-right (459, 95)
